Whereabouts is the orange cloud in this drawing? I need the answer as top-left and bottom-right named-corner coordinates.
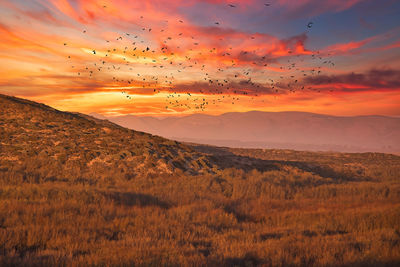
top-left (0, 0), bottom-right (399, 117)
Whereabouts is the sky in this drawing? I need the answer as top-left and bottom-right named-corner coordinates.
top-left (0, 0), bottom-right (399, 117)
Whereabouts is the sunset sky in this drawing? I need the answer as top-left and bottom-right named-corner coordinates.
top-left (0, 0), bottom-right (399, 116)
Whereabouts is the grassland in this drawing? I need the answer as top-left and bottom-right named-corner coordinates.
top-left (0, 94), bottom-right (399, 266)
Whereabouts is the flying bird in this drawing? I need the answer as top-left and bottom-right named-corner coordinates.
top-left (63, 1), bottom-right (335, 111)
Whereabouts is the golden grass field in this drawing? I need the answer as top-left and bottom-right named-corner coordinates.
top-left (1, 94), bottom-right (399, 266)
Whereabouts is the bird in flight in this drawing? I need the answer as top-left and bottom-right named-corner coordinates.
top-left (61, 1), bottom-right (334, 110)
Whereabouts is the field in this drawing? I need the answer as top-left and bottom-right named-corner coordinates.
top-left (1, 94), bottom-right (400, 266)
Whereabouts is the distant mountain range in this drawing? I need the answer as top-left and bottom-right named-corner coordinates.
top-left (90, 111), bottom-right (400, 153)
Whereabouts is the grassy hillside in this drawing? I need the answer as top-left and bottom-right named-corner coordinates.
top-left (0, 94), bottom-right (399, 266)
top-left (0, 94), bottom-right (215, 183)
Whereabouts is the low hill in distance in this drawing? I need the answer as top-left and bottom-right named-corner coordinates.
top-left (92, 111), bottom-right (400, 153)
top-left (1, 94), bottom-right (400, 266)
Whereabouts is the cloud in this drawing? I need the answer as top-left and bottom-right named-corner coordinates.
top-left (171, 79), bottom-right (276, 96)
top-left (321, 28), bottom-right (400, 56)
top-left (305, 69), bottom-right (400, 92)
top-left (1, 0), bottom-right (399, 116)
top-left (275, 0), bottom-right (363, 18)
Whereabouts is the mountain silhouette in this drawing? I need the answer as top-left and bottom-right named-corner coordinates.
top-left (92, 111), bottom-right (400, 153)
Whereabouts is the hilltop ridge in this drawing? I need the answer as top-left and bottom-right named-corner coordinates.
top-left (0, 94), bottom-right (215, 183)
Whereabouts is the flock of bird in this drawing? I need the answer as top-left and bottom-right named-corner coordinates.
top-left (65, 2), bottom-right (334, 111)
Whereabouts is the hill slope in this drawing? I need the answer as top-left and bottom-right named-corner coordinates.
top-left (1, 94), bottom-right (400, 266)
top-left (0, 94), bottom-right (215, 183)
top-left (96, 111), bottom-right (400, 153)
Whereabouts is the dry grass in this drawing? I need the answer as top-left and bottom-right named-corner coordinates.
top-left (1, 164), bottom-right (399, 266)
top-left (1, 94), bottom-right (400, 266)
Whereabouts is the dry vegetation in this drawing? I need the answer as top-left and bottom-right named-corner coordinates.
top-left (1, 94), bottom-right (400, 266)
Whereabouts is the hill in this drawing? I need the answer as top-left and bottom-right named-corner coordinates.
top-left (1, 94), bottom-right (400, 266)
top-left (0, 94), bottom-right (217, 183)
top-left (94, 111), bottom-right (400, 153)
